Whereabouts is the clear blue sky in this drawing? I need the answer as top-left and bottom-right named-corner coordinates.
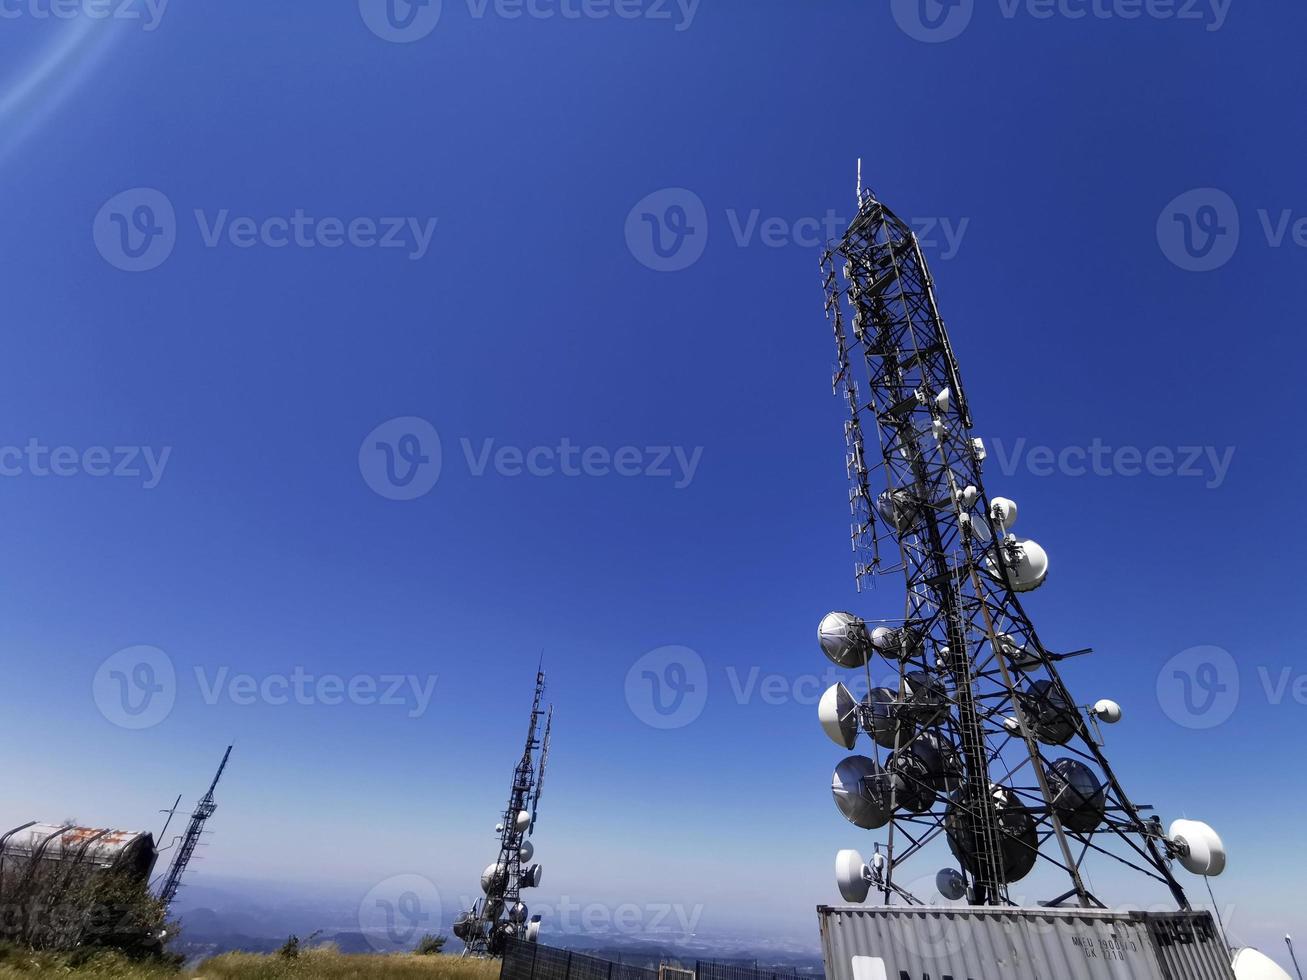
top-left (1, 0), bottom-right (1304, 968)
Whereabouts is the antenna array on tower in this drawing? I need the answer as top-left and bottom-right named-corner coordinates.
top-left (815, 190), bottom-right (1225, 909)
top-left (455, 667), bottom-right (553, 956)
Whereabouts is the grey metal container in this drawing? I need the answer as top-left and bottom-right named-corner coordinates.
top-left (817, 905), bottom-right (1235, 980)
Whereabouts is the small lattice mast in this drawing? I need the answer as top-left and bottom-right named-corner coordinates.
top-left (157, 745), bottom-right (232, 912)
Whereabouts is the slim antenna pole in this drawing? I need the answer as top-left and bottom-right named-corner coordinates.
top-left (1288, 935), bottom-right (1304, 980)
top-left (157, 794), bottom-right (183, 846)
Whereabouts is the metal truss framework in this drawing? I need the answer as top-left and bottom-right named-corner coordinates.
top-left (462, 669), bottom-right (551, 956)
top-left (820, 194), bottom-right (1187, 909)
top-left (157, 745), bottom-right (233, 913)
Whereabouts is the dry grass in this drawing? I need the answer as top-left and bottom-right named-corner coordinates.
top-left (0, 946), bottom-right (501, 980)
top-left (195, 948), bottom-right (502, 980)
top-left (0, 950), bottom-right (179, 978)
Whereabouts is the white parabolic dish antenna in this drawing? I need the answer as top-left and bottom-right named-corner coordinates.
top-left (819, 611), bottom-right (872, 669)
top-left (1231, 947), bottom-right (1294, 980)
top-left (819, 681), bottom-right (860, 750)
top-left (835, 849), bottom-right (870, 903)
top-left (480, 862), bottom-right (506, 894)
top-left (832, 756), bottom-right (890, 830)
top-left (989, 496), bottom-right (1018, 531)
top-left (1168, 819), bottom-right (1227, 877)
top-left (987, 536), bottom-right (1049, 592)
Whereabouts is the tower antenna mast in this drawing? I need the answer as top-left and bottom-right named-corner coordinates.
top-left (816, 190), bottom-right (1226, 909)
top-left (456, 668), bottom-right (552, 956)
top-left (157, 745), bottom-right (232, 913)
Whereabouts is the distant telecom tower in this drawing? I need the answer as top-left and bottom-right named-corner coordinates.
top-left (455, 667), bottom-right (552, 956)
top-left (156, 745), bottom-right (232, 913)
top-left (815, 185), bottom-right (1227, 909)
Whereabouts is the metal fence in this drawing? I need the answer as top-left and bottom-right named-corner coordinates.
top-left (695, 961), bottom-right (799, 980)
top-left (501, 941), bottom-right (810, 980)
top-left (502, 940), bottom-right (661, 980)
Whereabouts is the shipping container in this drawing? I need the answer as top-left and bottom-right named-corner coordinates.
top-left (817, 905), bottom-right (1235, 980)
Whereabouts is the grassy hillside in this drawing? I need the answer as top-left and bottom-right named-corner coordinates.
top-left (198, 948), bottom-right (502, 979)
top-left (0, 946), bottom-right (502, 980)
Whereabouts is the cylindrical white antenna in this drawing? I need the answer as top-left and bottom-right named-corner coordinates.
top-left (856, 158), bottom-right (862, 204)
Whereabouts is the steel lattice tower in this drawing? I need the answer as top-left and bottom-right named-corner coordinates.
top-left (459, 668), bottom-right (551, 956)
top-left (157, 745), bottom-right (232, 913)
top-left (818, 190), bottom-right (1188, 909)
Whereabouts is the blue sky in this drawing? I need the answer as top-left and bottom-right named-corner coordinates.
top-left (1, 0), bottom-right (1304, 969)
